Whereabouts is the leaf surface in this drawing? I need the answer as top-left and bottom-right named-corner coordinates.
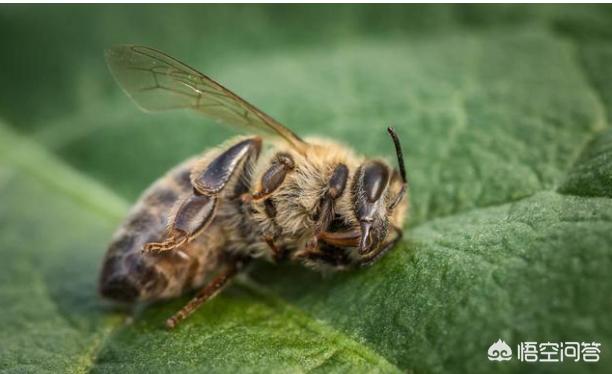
top-left (1, 5), bottom-right (612, 373)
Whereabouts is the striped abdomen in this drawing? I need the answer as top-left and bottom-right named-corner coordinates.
top-left (98, 159), bottom-right (226, 302)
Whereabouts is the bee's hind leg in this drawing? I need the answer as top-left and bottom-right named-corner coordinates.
top-left (144, 137), bottom-right (262, 253)
top-left (166, 257), bottom-right (250, 329)
top-left (142, 192), bottom-right (215, 253)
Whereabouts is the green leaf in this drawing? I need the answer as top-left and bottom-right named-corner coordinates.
top-left (1, 5), bottom-right (612, 373)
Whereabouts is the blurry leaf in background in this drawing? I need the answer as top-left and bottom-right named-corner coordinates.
top-left (1, 4), bottom-right (612, 373)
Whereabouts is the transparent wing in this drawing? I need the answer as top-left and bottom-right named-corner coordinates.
top-left (105, 45), bottom-right (308, 153)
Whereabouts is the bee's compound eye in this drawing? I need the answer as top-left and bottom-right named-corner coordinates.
top-left (353, 161), bottom-right (390, 220)
top-left (362, 161), bottom-right (390, 203)
top-left (173, 193), bottom-right (217, 235)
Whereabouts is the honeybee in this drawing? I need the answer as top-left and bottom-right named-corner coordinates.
top-left (99, 45), bottom-right (409, 329)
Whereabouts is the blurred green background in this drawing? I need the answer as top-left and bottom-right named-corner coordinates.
top-left (1, 4), bottom-right (612, 373)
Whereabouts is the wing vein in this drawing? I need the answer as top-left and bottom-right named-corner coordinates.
top-left (105, 44), bottom-right (308, 154)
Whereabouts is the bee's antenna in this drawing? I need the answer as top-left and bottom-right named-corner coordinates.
top-left (387, 127), bottom-right (407, 184)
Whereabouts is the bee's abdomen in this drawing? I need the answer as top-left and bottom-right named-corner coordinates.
top-left (99, 160), bottom-right (197, 302)
top-left (99, 227), bottom-right (170, 302)
top-left (99, 244), bottom-right (157, 302)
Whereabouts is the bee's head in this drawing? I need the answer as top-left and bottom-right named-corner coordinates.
top-left (352, 127), bottom-right (407, 256)
top-left (318, 128), bottom-right (406, 259)
top-left (301, 128), bottom-right (406, 267)
top-left (352, 160), bottom-right (391, 254)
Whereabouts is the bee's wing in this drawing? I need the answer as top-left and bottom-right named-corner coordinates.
top-left (105, 45), bottom-right (308, 153)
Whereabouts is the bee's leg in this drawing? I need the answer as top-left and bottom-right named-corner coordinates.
top-left (166, 257), bottom-right (250, 329)
top-left (294, 242), bottom-right (354, 270)
top-left (306, 163), bottom-right (349, 249)
top-left (241, 152), bottom-right (294, 202)
top-left (144, 137), bottom-right (262, 253)
top-left (263, 235), bottom-right (288, 262)
top-left (258, 197), bottom-right (288, 262)
top-left (295, 229), bottom-right (359, 267)
top-left (358, 225), bottom-right (403, 267)
top-left (298, 226), bottom-right (402, 269)
top-left (142, 192), bottom-right (216, 252)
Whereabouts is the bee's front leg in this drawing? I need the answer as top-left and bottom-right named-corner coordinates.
top-left (306, 163), bottom-right (349, 249)
top-left (143, 137), bottom-right (262, 253)
top-left (294, 227), bottom-right (402, 269)
top-left (293, 241), bottom-right (355, 270)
